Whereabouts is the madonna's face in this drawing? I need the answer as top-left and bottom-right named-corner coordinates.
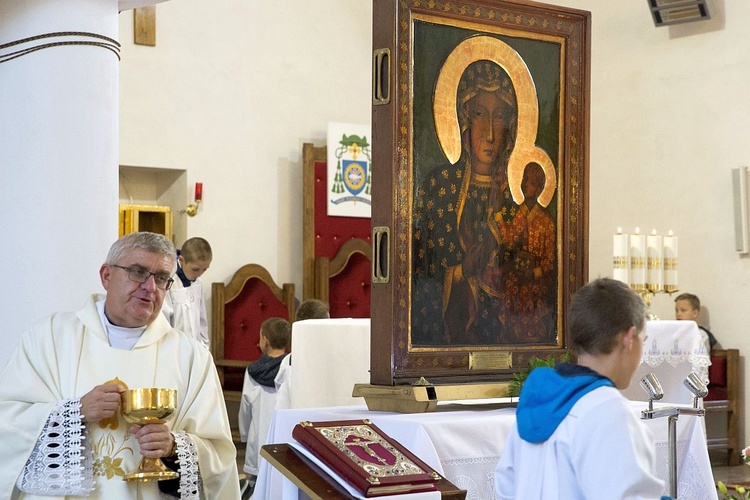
top-left (468, 90), bottom-right (511, 173)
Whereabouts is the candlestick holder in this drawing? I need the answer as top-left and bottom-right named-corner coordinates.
top-left (182, 182), bottom-right (203, 217)
top-left (183, 199), bottom-right (201, 217)
top-left (614, 227), bottom-right (678, 317)
top-left (637, 285), bottom-right (679, 321)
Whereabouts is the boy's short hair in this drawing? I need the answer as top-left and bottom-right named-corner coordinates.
top-left (260, 317), bottom-right (291, 350)
top-left (295, 299), bottom-right (330, 321)
top-left (568, 277), bottom-right (646, 355)
top-left (674, 293), bottom-right (700, 311)
top-left (180, 237), bottom-right (212, 263)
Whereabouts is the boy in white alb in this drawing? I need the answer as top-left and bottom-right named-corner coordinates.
top-left (239, 317), bottom-right (291, 496)
top-left (674, 292), bottom-right (717, 355)
top-left (495, 278), bottom-right (669, 500)
top-left (162, 237), bottom-right (212, 349)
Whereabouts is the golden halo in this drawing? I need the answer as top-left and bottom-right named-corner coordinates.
top-left (433, 35), bottom-right (555, 205)
top-left (509, 146), bottom-right (557, 208)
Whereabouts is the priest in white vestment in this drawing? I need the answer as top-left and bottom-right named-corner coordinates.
top-left (495, 278), bottom-right (669, 500)
top-left (0, 232), bottom-right (240, 499)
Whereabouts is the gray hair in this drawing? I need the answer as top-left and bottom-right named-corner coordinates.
top-left (568, 277), bottom-right (647, 355)
top-left (106, 232), bottom-right (177, 273)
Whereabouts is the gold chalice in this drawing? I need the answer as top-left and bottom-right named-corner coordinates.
top-left (121, 388), bottom-right (179, 482)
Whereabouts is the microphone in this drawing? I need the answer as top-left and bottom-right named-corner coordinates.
top-left (639, 373), bottom-right (664, 401)
top-left (684, 372), bottom-right (708, 408)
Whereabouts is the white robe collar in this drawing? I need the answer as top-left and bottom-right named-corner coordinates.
top-left (76, 294), bottom-right (173, 349)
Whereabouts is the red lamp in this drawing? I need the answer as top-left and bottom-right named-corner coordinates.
top-left (185, 182), bottom-right (203, 217)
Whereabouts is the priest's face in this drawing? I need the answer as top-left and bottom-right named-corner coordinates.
top-left (100, 248), bottom-right (173, 328)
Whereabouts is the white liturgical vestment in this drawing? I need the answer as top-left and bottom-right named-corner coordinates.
top-left (495, 386), bottom-right (665, 500)
top-left (162, 277), bottom-right (209, 350)
top-left (0, 294), bottom-right (240, 499)
top-left (239, 372), bottom-right (279, 476)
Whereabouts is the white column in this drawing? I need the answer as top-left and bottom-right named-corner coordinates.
top-left (0, 0), bottom-right (141, 369)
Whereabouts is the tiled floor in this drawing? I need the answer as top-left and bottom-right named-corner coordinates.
top-left (236, 443), bottom-right (245, 473)
top-left (714, 464), bottom-right (750, 496)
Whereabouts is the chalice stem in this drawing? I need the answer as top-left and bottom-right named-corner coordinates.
top-left (125, 455), bottom-right (179, 481)
top-left (140, 457), bottom-right (171, 474)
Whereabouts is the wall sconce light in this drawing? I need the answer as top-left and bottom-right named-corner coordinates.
top-left (184, 182), bottom-right (202, 217)
top-left (649, 0), bottom-right (710, 27)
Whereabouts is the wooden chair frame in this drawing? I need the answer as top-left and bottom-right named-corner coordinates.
top-left (314, 238), bottom-right (373, 304)
top-left (705, 348), bottom-right (741, 465)
top-left (211, 263), bottom-right (296, 402)
top-left (302, 142), bottom-right (372, 317)
top-left (302, 143), bottom-right (326, 300)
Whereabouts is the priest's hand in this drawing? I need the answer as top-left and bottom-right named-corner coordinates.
top-left (130, 423), bottom-right (176, 458)
top-left (80, 383), bottom-right (126, 423)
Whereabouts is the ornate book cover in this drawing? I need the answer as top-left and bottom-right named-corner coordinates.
top-left (292, 419), bottom-right (440, 497)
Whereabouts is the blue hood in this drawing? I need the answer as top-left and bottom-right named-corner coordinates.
top-left (516, 363), bottom-right (614, 443)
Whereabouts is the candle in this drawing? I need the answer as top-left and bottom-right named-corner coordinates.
top-left (613, 227), bottom-right (629, 284)
top-left (629, 227), bottom-right (646, 291)
top-left (646, 229), bottom-right (663, 292)
top-left (663, 230), bottom-right (678, 292)
top-left (195, 182), bottom-right (203, 202)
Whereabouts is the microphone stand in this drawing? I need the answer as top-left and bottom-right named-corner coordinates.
top-left (639, 373), bottom-right (706, 499)
top-left (641, 404), bottom-right (704, 498)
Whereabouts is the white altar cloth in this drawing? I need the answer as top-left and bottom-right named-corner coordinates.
top-left (621, 321), bottom-right (711, 404)
top-left (253, 401), bottom-right (715, 500)
top-left (288, 318), bottom-right (370, 408)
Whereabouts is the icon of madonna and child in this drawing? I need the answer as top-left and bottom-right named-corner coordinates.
top-left (411, 35), bottom-right (560, 348)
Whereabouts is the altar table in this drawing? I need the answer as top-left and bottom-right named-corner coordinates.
top-left (621, 321), bottom-right (711, 405)
top-left (252, 401), bottom-right (715, 500)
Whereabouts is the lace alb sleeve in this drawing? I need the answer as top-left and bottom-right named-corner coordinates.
top-left (16, 398), bottom-right (94, 496)
top-left (174, 430), bottom-right (204, 499)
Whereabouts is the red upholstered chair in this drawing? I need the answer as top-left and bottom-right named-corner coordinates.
top-left (302, 143), bottom-right (372, 318)
top-left (315, 238), bottom-right (372, 318)
top-left (704, 348), bottom-right (740, 465)
top-left (211, 264), bottom-right (296, 404)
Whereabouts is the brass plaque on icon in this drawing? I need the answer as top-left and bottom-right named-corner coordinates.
top-left (469, 351), bottom-right (512, 371)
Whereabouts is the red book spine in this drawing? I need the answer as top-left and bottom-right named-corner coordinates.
top-left (293, 423), bottom-right (372, 496)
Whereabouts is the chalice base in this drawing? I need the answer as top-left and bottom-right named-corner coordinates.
top-left (124, 457), bottom-right (179, 482)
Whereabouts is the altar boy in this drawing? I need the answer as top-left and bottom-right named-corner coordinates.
top-left (239, 317), bottom-right (291, 495)
top-left (495, 277), bottom-right (669, 499)
top-left (162, 237), bottom-right (212, 349)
